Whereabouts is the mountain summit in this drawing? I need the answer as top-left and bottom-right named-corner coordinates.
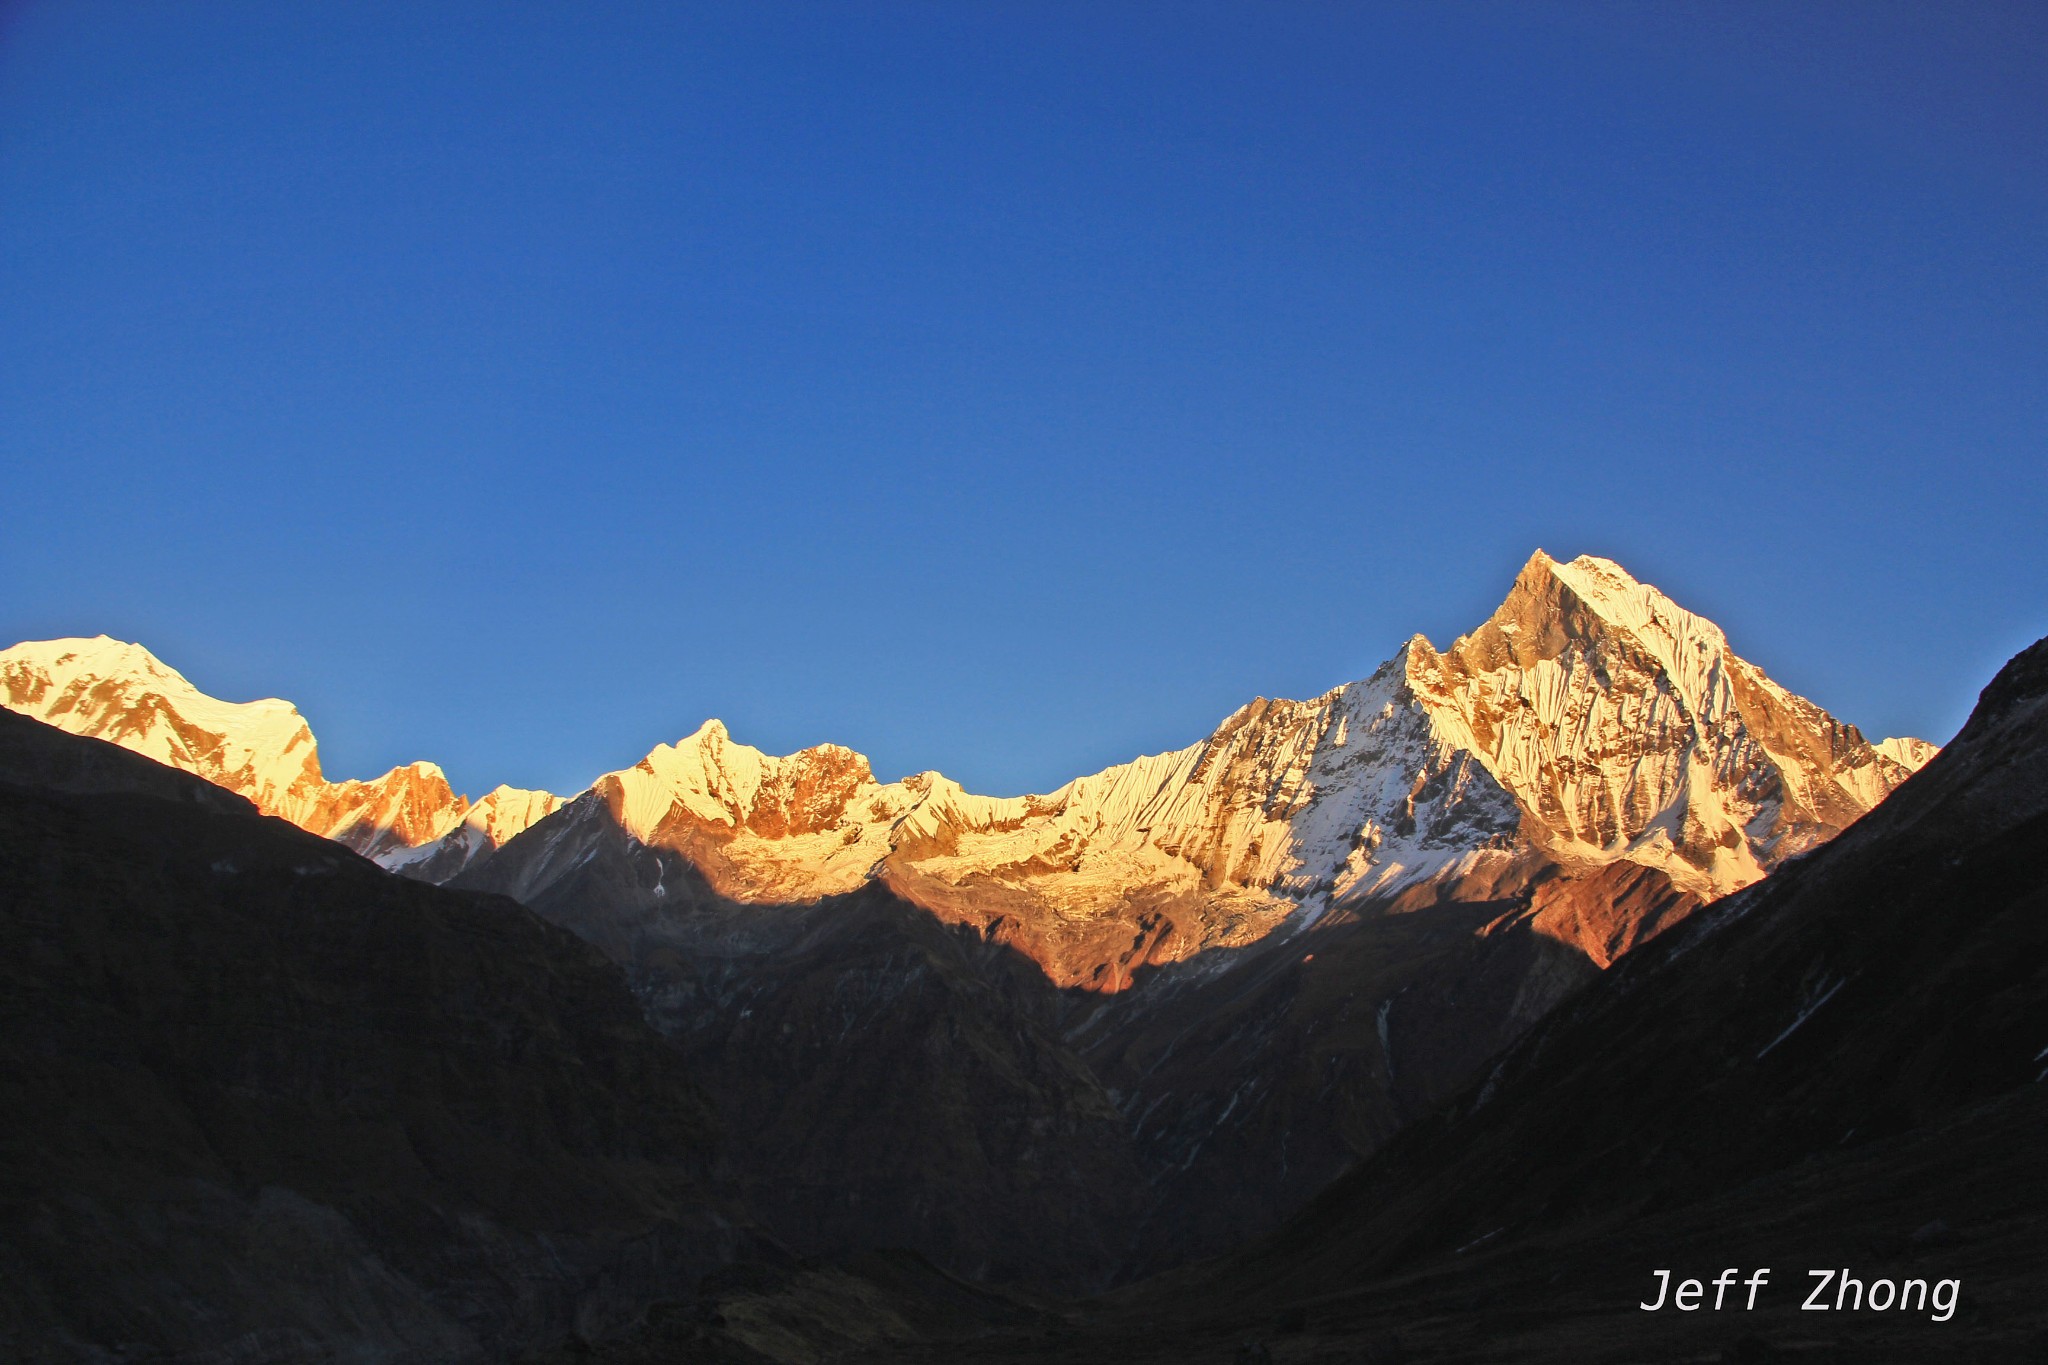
top-left (441, 550), bottom-right (1945, 1284)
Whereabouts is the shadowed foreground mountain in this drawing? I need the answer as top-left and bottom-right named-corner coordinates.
top-left (701, 635), bottom-right (2041, 1362)
top-left (0, 710), bottom-right (747, 1363)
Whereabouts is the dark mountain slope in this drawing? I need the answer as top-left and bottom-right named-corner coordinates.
top-left (461, 811), bottom-right (1149, 1292)
top-left (444, 551), bottom-right (1923, 1291)
top-left (0, 711), bottom-right (745, 1363)
top-left (4, 560), bottom-right (1931, 1299)
top-left (1061, 884), bottom-right (1609, 1277)
top-left (847, 1082), bottom-right (2048, 1363)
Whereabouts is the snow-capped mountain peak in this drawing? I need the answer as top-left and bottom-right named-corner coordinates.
top-left (2, 635), bottom-right (325, 816)
top-left (0, 635), bottom-right (553, 867)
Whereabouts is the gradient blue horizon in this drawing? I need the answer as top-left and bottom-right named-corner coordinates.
top-left (4, 2), bottom-right (2044, 798)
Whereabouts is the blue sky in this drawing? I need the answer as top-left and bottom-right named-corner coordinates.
top-left (4, 2), bottom-right (2044, 797)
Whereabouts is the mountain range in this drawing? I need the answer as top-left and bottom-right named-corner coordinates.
top-left (2, 551), bottom-right (1932, 976)
top-left (0, 551), bottom-right (1942, 1294)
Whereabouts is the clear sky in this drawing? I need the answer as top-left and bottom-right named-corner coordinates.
top-left (3, 2), bottom-right (2044, 798)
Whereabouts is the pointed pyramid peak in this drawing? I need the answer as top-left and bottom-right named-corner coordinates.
top-left (1509, 548), bottom-right (1640, 587)
top-left (1394, 632), bottom-right (1441, 670)
top-left (684, 718), bottom-right (730, 744)
top-left (1505, 549), bottom-right (1646, 600)
top-left (1492, 549), bottom-right (1573, 614)
top-left (1418, 553), bottom-right (1738, 720)
top-left (1485, 552), bottom-right (1698, 640)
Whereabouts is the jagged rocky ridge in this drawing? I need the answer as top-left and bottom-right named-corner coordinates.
top-left (0, 552), bottom-right (1939, 1289)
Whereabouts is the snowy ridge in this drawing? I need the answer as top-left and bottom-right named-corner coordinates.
top-left (1, 636), bottom-right (324, 819)
top-left (566, 553), bottom-right (1926, 909)
top-left (460, 552), bottom-right (1932, 985)
top-left (1876, 735), bottom-right (1939, 771)
top-left (0, 636), bottom-right (558, 866)
top-left (380, 782), bottom-right (569, 880)
top-left (1, 553), bottom-right (1937, 983)
top-left (882, 659), bottom-right (1523, 913)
